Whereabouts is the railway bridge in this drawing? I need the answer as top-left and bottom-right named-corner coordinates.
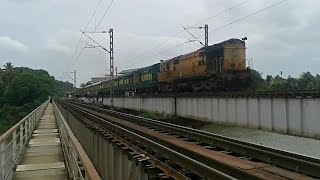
top-left (1, 95), bottom-right (320, 179)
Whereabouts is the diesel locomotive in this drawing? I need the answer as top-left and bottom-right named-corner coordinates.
top-left (72, 38), bottom-right (251, 97)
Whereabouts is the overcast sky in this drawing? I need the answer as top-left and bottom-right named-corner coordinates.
top-left (0, 0), bottom-right (319, 86)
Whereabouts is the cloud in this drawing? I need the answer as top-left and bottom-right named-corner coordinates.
top-left (45, 30), bottom-right (89, 56)
top-left (41, 0), bottom-right (320, 84)
top-left (40, 29), bottom-right (199, 85)
top-left (0, 36), bottom-right (29, 52)
top-left (46, 44), bottom-right (71, 54)
top-left (2, 0), bottom-right (320, 85)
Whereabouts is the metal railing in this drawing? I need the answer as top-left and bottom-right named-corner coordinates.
top-left (0, 100), bottom-right (49, 180)
top-left (53, 101), bottom-right (101, 180)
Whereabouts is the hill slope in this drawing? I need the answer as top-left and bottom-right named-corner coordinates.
top-left (0, 64), bottom-right (73, 134)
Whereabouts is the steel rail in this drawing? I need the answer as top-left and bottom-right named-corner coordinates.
top-left (87, 90), bottom-right (320, 99)
top-left (53, 101), bottom-right (101, 180)
top-left (61, 102), bottom-right (235, 180)
top-left (67, 100), bottom-right (320, 178)
top-left (63, 101), bottom-right (317, 179)
top-left (79, 115), bottom-right (190, 180)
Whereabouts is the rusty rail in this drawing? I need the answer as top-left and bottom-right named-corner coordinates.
top-left (75, 90), bottom-right (320, 99)
top-left (61, 101), bottom-right (235, 180)
top-left (53, 101), bottom-right (101, 180)
top-left (65, 100), bottom-right (320, 179)
top-left (104, 90), bottom-right (320, 98)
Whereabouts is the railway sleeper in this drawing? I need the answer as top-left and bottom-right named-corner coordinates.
top-left (63, 101), bottom-right (318, 179)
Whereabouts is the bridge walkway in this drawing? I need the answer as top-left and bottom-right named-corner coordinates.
top-left (13, 103), bottom-right (67, 180)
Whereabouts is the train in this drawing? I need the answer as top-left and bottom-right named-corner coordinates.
top-left (71, 38), bottom-right (251, 97)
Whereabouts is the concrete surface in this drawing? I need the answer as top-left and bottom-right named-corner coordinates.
top-left (97, 96), bottom-right (320, 138)
top-left (13, 103), bottom-right (67, 180)
top-left (201, 123), bottom-right (320, 158)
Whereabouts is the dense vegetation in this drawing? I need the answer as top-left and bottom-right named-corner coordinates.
top-left (0, 62), bottom-right (319, 134)
top-left (251, 70), bottom-right (320, 91)
top-left (0, 62), bottom-right (73, 134)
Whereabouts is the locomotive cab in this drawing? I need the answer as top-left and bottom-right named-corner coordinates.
top-left (222, 40), bottom-right (246, 72)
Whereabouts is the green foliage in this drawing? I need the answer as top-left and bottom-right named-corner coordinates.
top-left (0, 63), bottom-right (73, 134)
top-left (249, 70), bottom-right (265, 90)
top-left (251, 70), bottom-right (320, 91)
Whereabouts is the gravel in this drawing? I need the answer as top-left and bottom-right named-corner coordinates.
top-left (201, 123), bottom-right (320, 158)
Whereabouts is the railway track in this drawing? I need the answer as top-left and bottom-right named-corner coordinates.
top-left (174, 90), bottom-right (320, 98)
top-left (61, 100), bottom-right (320, 179)
top-left (90, 90), bottom-right (320, 98)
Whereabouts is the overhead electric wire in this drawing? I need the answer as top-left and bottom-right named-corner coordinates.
top-left (139, 0), bottom-right (250, 57)
top-left (60, 0), bottom-right (104, 82)
top-left (71, 0), bottom-right (103, 61)
top-left (154, 41), bottom-right (194, 58)
top-left (72, 0), bottom-right (114, 66)
top-left (207, 0), bottom-right (289, 34)
top-left (60, 0), bottom-right (114, 83)
top-left (121, 0), bottom-right (250, 70)
top-left (139, 0), bottom-right (289, 62)
top-left (188, 0), bottom-right (250, 28)
top-left (80, 30), bottom-right (110, 53)
top-left (181, 25), bottom-right (205, 46)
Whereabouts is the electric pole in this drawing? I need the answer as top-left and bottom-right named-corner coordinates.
top-left (204, 24), bottom-right (208, 47)
top-left (74, 70), bottom-right (76, 88)
top-left (109, 29), bottom-right (114, 110)
top-left (68, 70), bottom-right (76, 88)
top-left (81, 29), bottom-right (115, 110)
top-left (182, 24), bottom-right (209, 47)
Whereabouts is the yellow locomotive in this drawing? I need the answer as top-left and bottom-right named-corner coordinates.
top-left (71, 38), bottom-right (251, 97)
top-left (158, 38), bottom-right (250, 92)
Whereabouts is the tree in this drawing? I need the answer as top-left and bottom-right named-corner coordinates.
top-left (3, 62), bottom-right (14, 85)
top-left (298, 72), bottom-right (317, 90)
top-left (250, 70), bottom-right (320, 91)
top-left (0, 65), bottom-right (74, 133)
top-left (250, 69), bottom-right (264, 90)
top-left (265, 75), bottom-right (272, 84)
top-left (80, 83), bottom-right (86, 88)
top-left (0, 67), bottom-right (3, 84)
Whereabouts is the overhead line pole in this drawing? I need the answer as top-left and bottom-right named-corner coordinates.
top-left (183, 24), bottom-right (209, 47)
top-left (204, 24), bottom-right (208, 47)
top-left (80, 30), bottom-right (110, 53)
top-left (109, 29), bottom-right (114, 110)
top-left (64, 71), bottom-right (76, 88)
top-left (74, 70), bottom-right (76, 88)
top-left (81, 29), bottom-right (115, 110)
top-left (181, 25), bottom-right (205, 47)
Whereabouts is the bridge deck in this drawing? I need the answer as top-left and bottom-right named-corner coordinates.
top-left (13, 103), bottom-right (67, 180)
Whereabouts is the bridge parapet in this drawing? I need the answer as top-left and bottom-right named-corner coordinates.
top-left (53, 101), bottom-right (101, 180)
top-left (97, 96), bottom-right (320, 138)
top-left (0, 100), bottom-right (49, 180)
